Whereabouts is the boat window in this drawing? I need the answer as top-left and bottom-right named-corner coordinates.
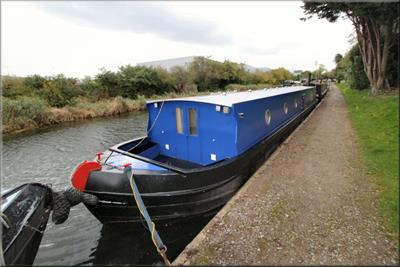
top-left (284, 102), bottom-right (288, 114)
top-left (189, 108), bottom-right (198, 135)
top-left (223, 106), bottom-right (230, 114)
top-left (175, 107), bottom-right (184, 134)
top-left (294, 99), bottom-right (298, 109)
top-left (265, 109), bottom-right (271, 125)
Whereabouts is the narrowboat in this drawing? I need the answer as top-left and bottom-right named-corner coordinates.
top-left (71, 86), bottom-right (317, 225)
top-left (316, 83), bottom-right (329, 102)
top-left (1, 183), bottom-right (52, 266)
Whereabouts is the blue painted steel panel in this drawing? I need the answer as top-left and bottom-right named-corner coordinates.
top-left (145, 86), bottom-right (316, 166)
top-left (234, 88), bottom-right (315, 154)
top-left (147, 101), bottom-right (237, 166)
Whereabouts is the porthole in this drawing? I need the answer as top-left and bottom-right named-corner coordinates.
top-left (265, 110), bottom-right (271, 125)
top-left (294, 99), bottom-right (298, 109)
top-left (284, 102), bottom-right (288, 114)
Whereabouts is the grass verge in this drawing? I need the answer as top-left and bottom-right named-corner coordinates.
top-left (338, 83), bottom-right (399, 234)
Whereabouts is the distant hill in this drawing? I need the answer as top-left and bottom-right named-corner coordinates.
top-left (137, 56), bottom-right (271, 73)
top-left (243, 64), bottom-right (271, 73)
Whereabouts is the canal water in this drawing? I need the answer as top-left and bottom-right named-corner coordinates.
top-left (2, 113), bottom-right (212, 265)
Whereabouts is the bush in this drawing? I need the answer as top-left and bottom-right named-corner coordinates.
top-left (79, 76), bottom-right (107, 101)
top-left (2, 96), bottom-right (49, 131)
top-left (345, 45), bottom-right (370, 90)
top-left (1, 76), bottom-right (31, 98)
top-left (387, 33), bottom-right (399, 88)
top-left (95, 69), bottom-right (121, 97)
top-left (118, 65), bottom-right (173, 97)
top-left (39, 75), bottom-right (84, 107)
top-left (24, 74), bottom-right (46, 91)
top-left (169, 66), bottom-right (195, 93)
top-left (189, 57), bottom-right (250, 91)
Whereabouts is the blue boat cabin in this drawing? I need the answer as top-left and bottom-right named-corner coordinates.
top-left (146, 86), bottom-right (316, 166)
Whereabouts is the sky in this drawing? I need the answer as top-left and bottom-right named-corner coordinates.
top-left (1, 1), bottom-right (355, 79)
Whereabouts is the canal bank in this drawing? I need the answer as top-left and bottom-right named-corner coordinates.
top-left (173, 85), bottom-right (398, 265)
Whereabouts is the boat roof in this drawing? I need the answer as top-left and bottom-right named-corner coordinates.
top-left (147, 86), bottom-right (313, 107)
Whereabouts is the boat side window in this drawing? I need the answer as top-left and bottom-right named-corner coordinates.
top-left (284, 102), bottom-right (288, 114)
top-left (189, 108), bottom-right (198, 135)
top-left (176, 107), bottom-right (184, 134)
top-left (265, 109), bottom-right (271, 125)
top-left (294, 99), bottom-right (298, 109)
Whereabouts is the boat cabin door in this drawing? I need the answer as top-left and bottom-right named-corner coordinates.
top-left (174, 104), bottom-right (202, 163)
top-left (174, 105), bottom-right (188, 160)
top-left (186, 106), bottom-right (202, 163)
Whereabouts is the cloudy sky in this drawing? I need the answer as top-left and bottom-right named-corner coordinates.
top-left (2, 1), bottom-right (354, 78)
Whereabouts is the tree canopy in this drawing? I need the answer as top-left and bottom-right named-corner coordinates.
top-left (302, 2), bottom-right (399, 93)
top-left (2, 57), bottom-right (298, 108)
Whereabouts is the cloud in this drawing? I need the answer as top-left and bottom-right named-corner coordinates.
top-left (241, 41), bottom-right (297, 56)
top-left (32, 1), bottom-right (231, 45)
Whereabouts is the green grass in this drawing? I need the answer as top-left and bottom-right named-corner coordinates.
top-left (338, 83), bottom-right (399, 234)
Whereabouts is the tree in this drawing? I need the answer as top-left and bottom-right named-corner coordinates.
top-left (95, 69), bottom-right (122, 97)
top-left (249, 70), bottom-right (272, 84)
top-left (313, 64), bottom-right (327, 80)
top-left (386, 32), bottom-right (399, 88)
top-left (334, 54), bottom-right (343, 65)
top-left (40, 82), bottom-right (67, 107)
top-left (219, 60), bottom-right (248, 87)
top-left (302, 2), bottom-right (399, 94)
top-left (1, 76), bottom-right (30, 98)
top-left (169, 66), bottom-right (196, 93)
top-left (270, 67), bottom-right (293, 84)
top-left (24, 75), bottom-right (46, 91)
top-left (117, 65), bottom-right (173, 97)
top-left (39, 74), bottom-right (83, 107)
top-left (189, 57), bottom-right (226, 91)
top-left (345, 45), bottom-right (369, 90)
top-left (342, 45), bottom-right (370, 90)
top-left (80, 76), bottom-right (107, 101)
top-left (333, 54), bottom-right (346, 83)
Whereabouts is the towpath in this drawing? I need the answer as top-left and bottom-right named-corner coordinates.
top-left (174, 85), bottom-right (398, 265)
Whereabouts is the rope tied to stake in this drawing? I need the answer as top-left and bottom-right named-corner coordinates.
top-left (124, 165), bottom-right (171, 266)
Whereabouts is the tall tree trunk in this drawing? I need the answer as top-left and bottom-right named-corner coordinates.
top-left (351, 16), bottom-right (393, 94)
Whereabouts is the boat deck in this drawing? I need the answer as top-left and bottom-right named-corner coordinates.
top-left (154, 155), bottom-right (203, 169)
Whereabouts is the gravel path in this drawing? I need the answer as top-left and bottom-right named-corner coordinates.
top-left (174, 85), bottom-right (399, 265)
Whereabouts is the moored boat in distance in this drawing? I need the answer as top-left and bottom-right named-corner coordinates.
top-left (71, 86), bottom-right (317, 225)
top-left (316, 82), bottom-right (329, 102)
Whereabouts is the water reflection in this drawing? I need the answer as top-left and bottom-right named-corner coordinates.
top-left (92, 215), bottom-right (213, 265)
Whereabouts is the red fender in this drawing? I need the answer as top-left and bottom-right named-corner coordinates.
top-left (71, 161), bottom-right (102, 191)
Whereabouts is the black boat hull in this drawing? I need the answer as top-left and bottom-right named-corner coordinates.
top-left (83, 103), bottom-right (316, 225)
top-left (316, 83), bottom-right (329, 102)
top-left (1, 183), bottom-right (52, 266)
